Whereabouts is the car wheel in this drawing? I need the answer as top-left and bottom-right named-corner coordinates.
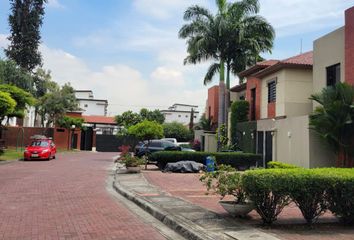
top-left (53, 155), bottom-right (56, 159)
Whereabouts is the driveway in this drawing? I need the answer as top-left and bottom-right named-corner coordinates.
top-left (0, 152), bottom-right (166, 240)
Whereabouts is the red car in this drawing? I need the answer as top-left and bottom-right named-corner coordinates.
top-left (24, 138), bottom-right (57, 161)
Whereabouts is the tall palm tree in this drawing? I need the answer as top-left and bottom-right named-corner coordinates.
top-left (179, 0), bottom-right (274, 146)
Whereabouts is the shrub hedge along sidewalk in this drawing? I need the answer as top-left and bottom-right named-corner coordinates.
top-left (150, 151), bottom-right (262, 170)
top-left (242, 168), bottom-right (354, 225)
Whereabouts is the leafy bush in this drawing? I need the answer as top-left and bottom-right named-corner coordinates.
top-left (230, 100), bottom-right (249, 146)
top-left (200, 164), bottom-right (246, 204)
top-left (241, 169), bottom-right (291, 225)
top-left (242, 168), bottom-right (354, 225)
top-left (150, 151), bottom-right (262, 170)
top-left (163, 122), bottom-right (193, 142)
top-left (267, 161), bottom-right (300, 169)
top-left (287, 170), bottom-right (330, 224)
top-left (326, 168), bottom-right (354, 224)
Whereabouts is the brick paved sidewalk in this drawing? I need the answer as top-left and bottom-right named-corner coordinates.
top-left (0, 152), bottom-right (166, 240)
top-left (143, 166), bottom-right (354, 240)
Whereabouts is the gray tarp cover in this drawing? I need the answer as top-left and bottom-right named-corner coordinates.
top-left (163, 161), bottom-right (204, 173)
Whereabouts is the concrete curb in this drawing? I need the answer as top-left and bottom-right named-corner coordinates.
top-left (113, 178), bottom-right (216, 240)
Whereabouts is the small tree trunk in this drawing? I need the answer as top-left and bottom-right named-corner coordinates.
top-left (217, 60), bottom-right (226, 151)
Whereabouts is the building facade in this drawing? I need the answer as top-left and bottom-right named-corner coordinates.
top-left (161, 103), bottom-right (199, 125)
top-left (75, 90), bottom-right (108, 116)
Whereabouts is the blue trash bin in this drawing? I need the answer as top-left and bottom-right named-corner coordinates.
top-left (205, 156), bottom-right (215, 172)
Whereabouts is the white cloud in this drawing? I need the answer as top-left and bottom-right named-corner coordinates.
top-left (151, 66), bottom-right (185, 87)
top-left (47, 0), bottom-right (64, 9)
top-left (41, 45), bottom-right (207, 115)
top-left (259, 0), bottom-right (352, 37)
top-left (0, 34), bottom-right (9, 50)
top-left (132, 0), bottom-right (208, 20)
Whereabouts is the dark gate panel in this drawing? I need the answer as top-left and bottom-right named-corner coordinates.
top-left (96, 135), bottom-right (138, 152)
top-left (265, 131), bottom-right (273, 165)
top-left (80, 128), bottom-right (93, 151)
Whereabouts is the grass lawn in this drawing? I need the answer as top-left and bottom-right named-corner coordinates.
top-left (0, 148), bottom-right (23, 161)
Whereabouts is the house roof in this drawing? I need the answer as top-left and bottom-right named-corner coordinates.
top-left (77, 98), bottom-right (108, 103)
top-left (253, 51), bottom-right (313, 78)
top-left (239, 59), bottom-right (279, 78)
top-left (230, 83), bottom-right (247, 92)
top-left (82, 115), bottom-right (116, 125)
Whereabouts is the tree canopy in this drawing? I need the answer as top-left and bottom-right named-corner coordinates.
top-left (115, 108), bottom-right (165, 128)
top-left (0, 91), bottom-right (17, 125)
top-left (56, 116), bottom-right (84, 129)
top-left (163, 122), bottom-right (193, 142)
top-left (128, 120), bottom-right (164, 141)
top-left (5, 0), bottom-right (47, 72)
top-left (37, 83), bottom-right (78, 127)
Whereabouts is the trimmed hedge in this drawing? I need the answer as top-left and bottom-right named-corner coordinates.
top-left (242, 168), bottom-right (354, 225)
top-left (267, 161), bottom-right (300, 169)
top-left (150, 151), bottom-right (262, 170)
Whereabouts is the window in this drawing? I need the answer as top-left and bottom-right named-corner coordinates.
top-left (268, 80), bottom-right (276, 103)
top-left (150, 141), bottom-right (162, 147)
top-left (326, 63), bottom-right (340, 86)
top-left (84, 104), bottom-right (88, 108)
top-left (178, 115), bottom-right (181, 118)
top-left (185, 115), bottom-right (188, 118)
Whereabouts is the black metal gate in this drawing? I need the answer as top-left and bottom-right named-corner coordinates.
top-left (80, 128), bottom-right (93, 151)
top-left (96, 135), bottom-right (138, 152)
top-left (257, 131), bottom-right (273, 167)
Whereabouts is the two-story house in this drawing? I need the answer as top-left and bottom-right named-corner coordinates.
top-left (161, 103), bottom-right (199, 125)
top-left (233, 6), bottom-right (354, 168)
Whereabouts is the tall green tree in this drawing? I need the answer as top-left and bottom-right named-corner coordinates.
top-left (0, 59), bottom-right (33, 91)
top-left (5, 0), bottom-right (47, 72)
top-left (309, 83), bottom-right (354, 167)
top-left (0, 84), bottom-right (35, 123)
top-left (0, 92), bottom-right (17, 127)
top-left (115, 109), bottom-right (165, 128)
top-left (179, 0), bottom-right (274, 149)
top-left (37, 83), bottom-right (78, 127)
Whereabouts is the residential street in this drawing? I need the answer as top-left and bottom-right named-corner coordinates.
top-left (0, 152), bottom-right (166, 240)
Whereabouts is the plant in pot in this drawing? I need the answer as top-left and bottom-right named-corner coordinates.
top-left (120, 154), bottom-right (146, 173)
top-left (200, 164), bottom-right (254, 217)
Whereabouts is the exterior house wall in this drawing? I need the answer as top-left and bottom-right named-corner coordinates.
top-left (274, 116), bottom-right (310, 168)
top-left (230, 89), bottom-right (246, 103)
top-left (246, 77), bottom-right (261, 120)
top-left (345, 6), bottom-right (354, 85)
top-left (283, 68), bottom-right (313, 117)
top-left (78, 100), bottom-right (107, 116)
top-left (313, 27), bottom-right (345, 95)
top-left (162, 111), bottom-right (198, 125)
top-left (75, 91), bottom-right (93, 99)
top-left (260, 70), bottom-right (285, 119)
top-left (260, 69), bottom-right (313, 119)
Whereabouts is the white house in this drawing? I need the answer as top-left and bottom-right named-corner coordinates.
top-left (161, 103), bottom-right (199, 125)
top-left (75, 90), bottom-right (108, 116)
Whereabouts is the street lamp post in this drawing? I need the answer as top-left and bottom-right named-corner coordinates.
top-left (71, 125), bottom-right (76, 150)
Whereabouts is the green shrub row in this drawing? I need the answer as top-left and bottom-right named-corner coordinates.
top-left (267, 161), bottom-right (301, 169)
top-left (150, 151), bottom-right (262, 170)
top-left (241, 168), bottom-right (354, 225)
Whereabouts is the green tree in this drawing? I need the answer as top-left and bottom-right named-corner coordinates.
top-left (198, 113), bottom-right (213, 131)
top-left (115, 111), bottom-right (142, 128)
top-left (163, 122), bottom-right (193, 142)
top-left (0, 84), bottom-right (35, 123)
top-left (128, 120), bottom-right (164, 141)
top-left (0, 59), bottom-right (33, 91)
top-left (37, 83), bottom-right (78, 127)
top-left (140, 108), bottom-right (165, 124)
top-left (5, 0), bottom-right (47, 72)
top-left (0, 91), bottom-right (17, 126)
top-left (115, 109), bottom-right (165, 128)
top-left (179, 0), bottom-right (274, 148)
top-left (230, 100), bottom-right (249, 146)
top-left (56, 116), bottom-right (84, 129)
top-left (309, 83), bottom-right (354, 167)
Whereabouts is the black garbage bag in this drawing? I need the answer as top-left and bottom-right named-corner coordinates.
top-left (163, 161), bottom-right (204, 173)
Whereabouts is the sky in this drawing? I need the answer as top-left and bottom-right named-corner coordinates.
top-left (0, 0), bottom-right (353, 116)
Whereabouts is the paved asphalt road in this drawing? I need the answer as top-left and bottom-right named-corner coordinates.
top-left (0, 151), bottom-right (166, 240)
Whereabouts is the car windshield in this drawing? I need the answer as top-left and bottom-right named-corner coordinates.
top-left (31, 141), bottom-right (49, 147)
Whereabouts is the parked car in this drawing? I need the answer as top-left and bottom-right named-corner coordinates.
top-left (135, 140), bottom-right (181, 157)
top-left (24, 137), bottom-right (56, 161)
top-left (160, 138), bottom-right (178, 144)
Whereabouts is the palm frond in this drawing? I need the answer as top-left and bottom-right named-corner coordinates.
top-left (204, 63), bottom-right (220, 85)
